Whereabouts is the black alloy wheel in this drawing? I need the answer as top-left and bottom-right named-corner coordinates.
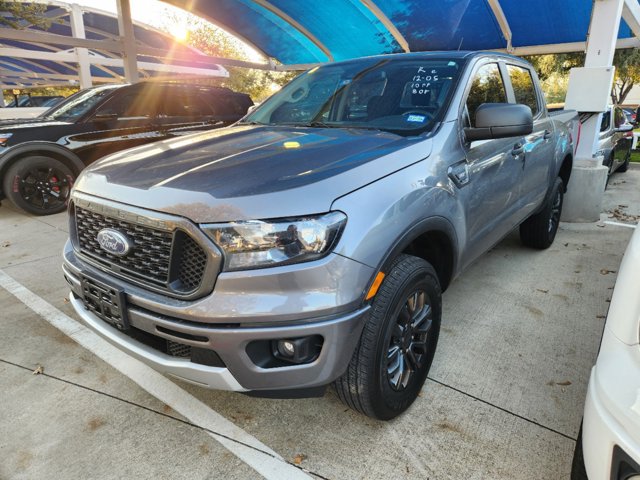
top-left (3, 156), bottom-right (74, 215)
top-left (519, 176), bottom-right (564, 249)
top-left (387, 289), bottom-right (433, 391)
top-left (548, 184), bottom-right (562, 236)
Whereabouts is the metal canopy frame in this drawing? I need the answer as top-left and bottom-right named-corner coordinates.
top-left (0, 0), bottom-right (233, 89)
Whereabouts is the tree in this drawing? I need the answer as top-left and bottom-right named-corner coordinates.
top-left (0, 1), bottom-right (52, 29)
top-left (526, 49), bottom-right (640, 105)
top-left (611, 48), bottom-right (640, 105)
top-left (163, 16), bottom-right (297, 102)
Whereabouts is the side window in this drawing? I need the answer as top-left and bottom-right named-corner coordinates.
top-left (507, 65), bottom-right (539, 116)
top-left (96, 90), bottom-right (160, 119)
top-left (158, 90), bottom-right (215, 118)
top-left (466, 63), bottom-right (507, 127)
top-left (614, 107), bottom-right (626, 128)
top-left (601, 110), bottom-right (611, 132)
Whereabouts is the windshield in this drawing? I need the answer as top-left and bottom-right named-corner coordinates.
top-left (43, 85), bottom-right (121, 122)
top-left (243, 57), bottom-right (463, 135)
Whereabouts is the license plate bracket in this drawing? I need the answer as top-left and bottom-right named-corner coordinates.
top-left (80, 272), bottom-right (129, 331)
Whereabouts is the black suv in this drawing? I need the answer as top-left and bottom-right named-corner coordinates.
top-left (0, 82), bottom-right (253, 215)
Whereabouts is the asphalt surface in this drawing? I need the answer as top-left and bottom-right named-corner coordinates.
top-left (1, 165), bottom-right (639, 480)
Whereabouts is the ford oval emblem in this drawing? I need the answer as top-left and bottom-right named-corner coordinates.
top-left (96, 228), bottom-right (133, 257)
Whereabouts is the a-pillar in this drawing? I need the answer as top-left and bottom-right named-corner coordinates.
top-left (116, 0), bottom-right (139, 84)
top-left (561, 0), bottom-right (624, 222)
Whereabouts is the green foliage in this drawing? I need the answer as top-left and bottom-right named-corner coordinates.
top-left (525, 49), bottom-right (640, 105)
top-left (611, 49), bottom-right (640, 105)
top-left (3, 86), bottom-right (78, 105)
top-left (0, 1), bottom-right (51, 29)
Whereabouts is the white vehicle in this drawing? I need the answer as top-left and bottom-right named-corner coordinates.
top-left (574, 224), bottom-right (640, 478)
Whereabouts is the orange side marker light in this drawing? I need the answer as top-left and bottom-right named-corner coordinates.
top-left (366, 272), bottom-right (386, 300)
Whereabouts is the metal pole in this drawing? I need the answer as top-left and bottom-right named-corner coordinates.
top-left (116, 0), bottom-right (139, 84)
top-left (69, 4), bottom-right (92, 89)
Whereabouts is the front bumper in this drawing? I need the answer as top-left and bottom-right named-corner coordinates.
top-left (63, 240), bottom-right (372, 391)
top-left (583, 328), bottom-right (640, 479)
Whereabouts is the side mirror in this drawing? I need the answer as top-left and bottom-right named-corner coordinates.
top-left (93, 112), bottom-right (118, 122)
top-left (465, 103), bottom-right (533, 142)
top-left (614, 123), bottom-right (634, 133)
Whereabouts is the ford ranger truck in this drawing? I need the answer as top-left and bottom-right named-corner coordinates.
top-left (63, 52), bottom-right (576, 420)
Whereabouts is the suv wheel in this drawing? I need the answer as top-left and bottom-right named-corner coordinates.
top-left (334, 254), bottom-right (441, 420)
top-left (519, 177), bottom-right (564, 249)
top-left (3, 156), bottom-right (74, 215)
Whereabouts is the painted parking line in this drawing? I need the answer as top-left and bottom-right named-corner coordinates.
top-left (0, 269), bottom-right (312, 480)
top-left (603, 221), bottom-right (637, 229)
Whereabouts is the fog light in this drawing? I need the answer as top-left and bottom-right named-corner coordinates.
top-left (272, 336), bottom-right (323, 365)
top-left (278, 340), bottom-right (296, 357)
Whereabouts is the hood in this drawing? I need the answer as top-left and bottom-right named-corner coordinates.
top-left (74, 125), bottom-right (432, 223)
top-left (0, 117), bottom-right (71, 130)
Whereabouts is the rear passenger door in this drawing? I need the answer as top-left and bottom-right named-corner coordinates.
top-left (458, 61), bottom-right (525, 268)
top-left (505, 63), bottom-right (554, 211)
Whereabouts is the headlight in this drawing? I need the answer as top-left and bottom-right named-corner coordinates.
top-left (202, 211), bottom-right (347, 271)
top-left (0, 133), bottom-right (13, 147)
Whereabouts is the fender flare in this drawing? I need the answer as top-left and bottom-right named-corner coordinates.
top-left (363, 215), bottom-right (459, 300)
top-left (0, 142), bottom-right (85, 177)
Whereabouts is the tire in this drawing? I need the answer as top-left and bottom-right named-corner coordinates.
top-left (2, 156), bottom-right (75, 215)
top-left (618, 152), bottom-right (630, 172)
top-left (519, 177), bottom-right (564, 249)
top-left (570, 423), bottom-right (588, 480)
top-left (334, 254), bottom-right (441, 420)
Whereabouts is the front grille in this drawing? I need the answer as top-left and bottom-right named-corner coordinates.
top-left (74, 206), bottom-right (207, 295)
top-left (167, 340), bottom-right (191, 357)
top-left (121, 325), bottom-right (225, 367)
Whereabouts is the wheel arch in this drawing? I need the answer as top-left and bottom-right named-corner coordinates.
top-left (0, 142), bottom-right (84, 196)
top-left (558, 153), bottom-right (573, 192)
top-left (373, 216), bottom-right (458, 295)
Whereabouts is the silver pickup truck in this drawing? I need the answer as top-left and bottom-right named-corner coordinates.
top-left (63, 51), bottom-right (576, 420)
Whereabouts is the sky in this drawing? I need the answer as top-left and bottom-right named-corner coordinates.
top-left (73, 0), bottom-right (263, 61)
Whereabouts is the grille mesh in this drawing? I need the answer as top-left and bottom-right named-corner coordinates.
top-left (75, 206), bottom-right (207, 295)
top-left (167, 340), bottom-right (192, 358)
top-left (175, 233), bottom-right (208, 292)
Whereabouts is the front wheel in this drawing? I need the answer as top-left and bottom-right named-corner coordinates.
top-left (334, 254), bottom-right (441, 420)
top-left (519, 177), bottom-right (564, 249)
top-left (2, 156), bottom-right (75, 215)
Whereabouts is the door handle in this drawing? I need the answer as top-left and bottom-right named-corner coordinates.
top-left (543, 129), bottom-right (552, 140)
top-left (512, 143), bottom-right (525, 156)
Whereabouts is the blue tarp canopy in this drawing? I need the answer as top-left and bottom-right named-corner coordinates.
top-left (162, 0), bottom-right (638, 64)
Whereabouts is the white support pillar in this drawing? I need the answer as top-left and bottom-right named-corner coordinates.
top-left (561, 0), bottom-right (624, 223)
top-left (116, 0), bottom-right (138, 84)
top-left (69, 4), bottom-right (92, 89)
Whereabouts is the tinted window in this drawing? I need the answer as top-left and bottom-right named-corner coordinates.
top-left (97, 89), bottom-right (160, 119)
top-left (507, 65), bottom-right (539, 116)
top-left (601, 110), bottom-right (611, 132)
top-left (466, 63), bottom-right (507, 127)
top-left (159, 90), bottom-right (215, 118)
